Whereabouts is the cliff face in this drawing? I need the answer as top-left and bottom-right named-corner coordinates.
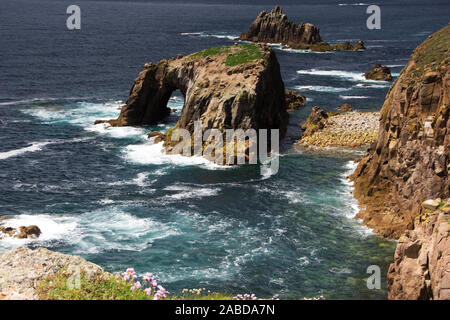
top-left (350, 25), bottom-right (450, 239)
top-left (387, 204), bottom-right (449, 300)
top-left (238, 6), bottom-right (364, 52)
top-left (99, 43), bottom-right (287, 139)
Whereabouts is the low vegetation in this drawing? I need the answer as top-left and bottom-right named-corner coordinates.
top-left (189, 44), bottom-right (263, 66)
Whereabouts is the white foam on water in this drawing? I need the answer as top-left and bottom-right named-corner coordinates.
top-left (162, 185), bottom-right (220, 200)
top-left (0, 142), bottom-right (51, 160)
top-left (338, 160), bottom-right (374, 237)
top-left (0, 214), bottom-right (78, 250)
top-left (295, 85), bottom-right (351, 93)
top-left (0, 209), bottom-right (180, 254)
top-left (338, 3), bottom-right (369, 6)
top-left (122, 142), bottom-right (230, 170)
top-left (180, 32), bottom-right (238, 41)
top-left (296, 69), bottom-right (391, 83)
top-left (340, 95), bottom-right (371, 99)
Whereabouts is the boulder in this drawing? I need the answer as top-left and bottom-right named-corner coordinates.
top-left (285, 89), bottom-right (306, 111)
top-left (363, 63), bottom-right (393, 81)
top-left (336, 103), bottom-right (353, 113)
top-left (300, 106), bottom-right (328, 136)
top-left (421, 199), bottom-right (441, 210)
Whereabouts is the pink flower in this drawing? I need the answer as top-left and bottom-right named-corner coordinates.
top-left (143, 273), bottom-right (152, 282)
top-left (150, 279), bottom-right (157, 287)
top-left (126, 268), bottom-right (135, 274)
top-left (134, 281), bottom-right (141, 289)
top-left (123, 274), bottom-right (130, 281)
top-left (145, 288), bottom-right (152, 296)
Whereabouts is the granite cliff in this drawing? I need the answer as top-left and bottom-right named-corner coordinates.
top-left (350, 25), bottom-right (449, 299)
top-left (238, 6), bottom-right (364, 52)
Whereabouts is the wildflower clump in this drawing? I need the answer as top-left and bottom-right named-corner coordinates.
top-left (120, 268), bottom-right (167, 300)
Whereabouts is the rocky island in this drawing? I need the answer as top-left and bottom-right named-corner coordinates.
top-left (350, 25), bottom-right (449, 299)
top-left (238, 6), bottom-right (365, 52)
top-left (364, 63), bottom-right (393, 81)
top-left (96, 43), bottom-right (302, 164)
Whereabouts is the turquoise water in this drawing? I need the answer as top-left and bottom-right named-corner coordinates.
top-left (2, 0), bottom-right (448, 299)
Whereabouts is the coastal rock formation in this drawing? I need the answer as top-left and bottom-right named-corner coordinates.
top-left (97, 43), bottom-right (287, 163)
top-left (0, 247), bottom-right (107, 300)
top-left (0, 225), bottom-right (41, 239)
top-left (285, 89), bottom-right (306, 111)
top-left (238, 6), bottom-right (364, 52)
top-left (364, 63), bottom-right (393, 81)
top-left (387, 200), bottom-right (449, 300)
top-left (337, 103), bottom-right (353, 113)
top-left (299, 107), bottom-right (379, 148)
top-left (350, 25), bottom-right (450, 239)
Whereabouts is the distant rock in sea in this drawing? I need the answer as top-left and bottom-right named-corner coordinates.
top-left (238, 6), bottom-right (365, 52)
top-left (364, 63), bottom-right (393, 81)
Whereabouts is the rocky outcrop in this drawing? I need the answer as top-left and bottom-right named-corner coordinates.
top-left (0, 247), bottom-right (107, 300)
top-left (0, 225), bottom-right (41, 239)
top-left (350, 25), bottom-right (450, 239)
top-left (238, 6), bottom-right (364, 52)
top-left (97, 43), bottom-right (287, 163)
top-left (299, 107), bottom-right (379, 148)
top-left (387, 200), bottom-right (449, 300)
top-left (336, 103), bottom-right (353, 113)
top-left (364, 63), bottom-right (393, 81)
top-left (285, 89), bottom-right (306, 111)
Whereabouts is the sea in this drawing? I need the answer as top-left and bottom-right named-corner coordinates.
top-left (0, 0), bottom-right (448, 299)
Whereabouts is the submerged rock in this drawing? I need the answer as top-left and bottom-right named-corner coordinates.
top-left (238, 6), bottom-right (364, 52)
top-left (0, 225), bottom-right (41, 239)
top-left (364, 63), bottom-right (393, 81)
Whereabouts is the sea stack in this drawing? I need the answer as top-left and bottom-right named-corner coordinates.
top-left (238, 6), bottom-right (365, 52)
top-left (96, 43), bottom-right (288, 163)
top-left (350, 25), bottom-right (449, 299)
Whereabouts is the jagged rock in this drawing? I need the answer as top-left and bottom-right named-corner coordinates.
top-left (350, 24), bottom-right (450, 239)
top-left (147, 131), bottom-right (166, 144)
top-left (364, 63), bottom-right (393, 81)
top-left (300, 106), bottom-right (328, 136)
top-left (387, 210), bottom-right (449, 300)
top-left (238, 6), bottom-right (364, 52)
top-left (97, 43), bottom-right (288, 163)
top-left (285, 89), bottom-right (306, 111)
top-left (0, 225), bottom-right (41, 239)
top-left (337, 103), bottom-right (353, 113)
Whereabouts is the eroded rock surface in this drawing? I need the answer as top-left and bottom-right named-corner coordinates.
top-left (238, 6), bottom-right (364, 52)
top-left (364, 63), bottom-right (393, 81)
top-left (0, 225), bottom-right (41, 239)
top-left (97, 43), bottom-right (288, 163)
top-left (387, 200), bottom-right (449, 300)
top-left (350, 25), bottom-right (450, 239)
top-left (0, 247), bottom-right (107, 300)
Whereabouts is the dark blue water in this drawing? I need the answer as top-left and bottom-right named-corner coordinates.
top-left (0, 0), bottom-right (448, 299)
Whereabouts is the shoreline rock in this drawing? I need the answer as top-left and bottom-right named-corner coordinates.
top-left (298, 106), bottom-right (379, 148)
top-left (387, 200), bottom-right (449, 300)
top-left (0, 225), bottom-right (41, 240)
top-left (349, 25), bottom-right (449, 239)
top-left (0, 247), bottom-right (107, 300)
top-left (285, 89), bottom-right (306, 111)
top-left (238, 6), bottom-right (365, 52)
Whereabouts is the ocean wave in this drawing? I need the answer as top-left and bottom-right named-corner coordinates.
top-left (296, 69), bottom-right (390, 83)
top-left (340, 95), bottom-right (371, 99)
top-left (354, 83), bottom-right (390, 89)
top-left (162, 185), bottom-right (220, 200)
top-left (295, 85), bottom-right (351, 93)
top-left (180, 31), bottom-right (238, 41)
top-left (122, 142), bottom-right (230, 170)
top-left (338, 3), bottom-right (369, 6)
top-left (0, 142), bottom-right (52, 160)
top-left (0, 209), bottom-right (179, 254)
